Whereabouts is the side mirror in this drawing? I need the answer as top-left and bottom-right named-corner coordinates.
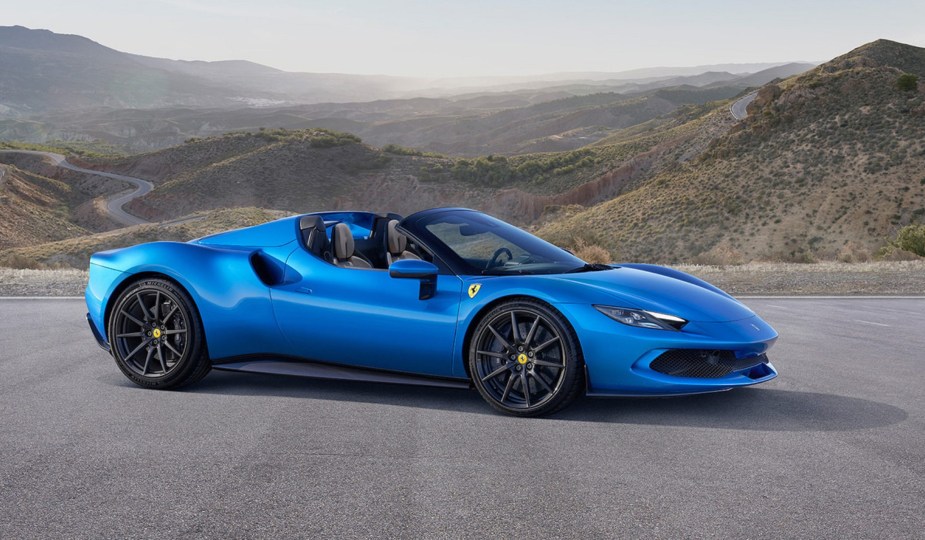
top-left (389, 259), bottom-right (438, 279)
top-left (389, 259), bottom-right (438, 300)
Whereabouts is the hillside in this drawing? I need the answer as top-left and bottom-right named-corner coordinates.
top-left (94, 129), bottom-right (485, 221)
top-left (70, 102), bottom-right (732, 226)
top-left (0, 164), bottom-right (90, 249)
top-left (539, 40), bottom-right (925, 263)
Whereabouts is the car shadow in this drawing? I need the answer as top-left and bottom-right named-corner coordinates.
top-left (559, 387), bottom-right (908, 431)
top-left (103, 370), bottom-right (908, 432)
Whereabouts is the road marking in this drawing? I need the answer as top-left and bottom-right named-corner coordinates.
top-left (740, 296), bottom-right (925, 299)
top-left (854, 319), bottom-right (890, 327)
top-left (0, 296), bottom-right (84, 300)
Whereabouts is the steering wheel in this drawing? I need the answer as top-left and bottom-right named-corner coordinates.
top-left (485, 247), bottom-right (514, 270)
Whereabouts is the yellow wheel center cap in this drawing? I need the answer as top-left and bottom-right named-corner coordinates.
top-left (517, 353), bottom-right (528, 365)
top-left (152, 328), bottom-right (162, 339)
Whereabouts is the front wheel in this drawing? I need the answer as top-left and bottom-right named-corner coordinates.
top-left (468, 299), bottom-right (584, 416)
top-left (108, 278), bottom-right (210, 389)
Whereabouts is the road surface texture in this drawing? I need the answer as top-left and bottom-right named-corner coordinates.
top-left (730, 91), bottom-right (758, 120)
top-left (0, 150), bottom-right (152, 226)
top-left (1, 298), bottom-right (922, 538)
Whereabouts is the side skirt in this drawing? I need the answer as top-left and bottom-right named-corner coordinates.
top-left (212, 356), bottom-right (472, 390)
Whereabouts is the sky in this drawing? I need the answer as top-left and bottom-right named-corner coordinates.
top-left (3, 0), bottom-right (924, 77)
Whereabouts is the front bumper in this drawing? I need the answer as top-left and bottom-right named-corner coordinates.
top-left (558, 303), bottom-right (779, 396)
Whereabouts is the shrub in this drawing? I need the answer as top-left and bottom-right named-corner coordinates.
top-left (890, 224), bottom-right (925, 256)
top-left (897, 73), bottom-right (918, 92)
top-left (572, 238), bottom-right (612, 264)
top-left (382, 144), bottom-right (424, 156)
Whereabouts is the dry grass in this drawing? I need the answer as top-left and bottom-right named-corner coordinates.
top-left (2, 261), bottom-right (923, 297)
top-left (675, 260), bottom-right (925, 295)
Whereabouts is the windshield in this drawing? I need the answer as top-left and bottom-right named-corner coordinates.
top-left (408, 209), bottom-right (588, 275)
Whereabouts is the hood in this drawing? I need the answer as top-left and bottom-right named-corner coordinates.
top-left (551, 267), bottom-right (754, 323)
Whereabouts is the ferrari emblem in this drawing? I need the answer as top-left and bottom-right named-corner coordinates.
top-left (517, 353), bottom-right (528, 365)
top-left (468, 284), bottom-right (481, 298)
top-left (152, 328), bottom-right (162, 339)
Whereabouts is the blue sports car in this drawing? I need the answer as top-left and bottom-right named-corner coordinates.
top-left (85, 208), bottom-right (778, 416)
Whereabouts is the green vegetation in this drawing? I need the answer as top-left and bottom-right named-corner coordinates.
top-left (249, 127), bottom-right (362, 147)
top-left (423, 149), bottom-right (599, 188)
top-left (381, 144), bottom-right (442, 158)
top-left (897, 73), bottom-right (918, 91)
top-left (0, 139), bottom-right (127, 159)
top-left (887, 224), bottom-right (925, 257)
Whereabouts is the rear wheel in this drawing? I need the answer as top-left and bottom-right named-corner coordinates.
top-left (108, 278), bottom-right (210, 389)
top-left (468, 299), bottom-right (584, 416)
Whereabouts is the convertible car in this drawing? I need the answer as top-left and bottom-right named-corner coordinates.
top-left (86, 208), bottom-right (778, 416)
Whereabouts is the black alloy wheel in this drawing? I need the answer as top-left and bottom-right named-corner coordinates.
top-left (108, 278), bottom-right (210, 389)
top-left (469, 299), bottom-right (584, 416)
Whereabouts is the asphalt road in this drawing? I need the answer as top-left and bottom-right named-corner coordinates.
top-left (1, 298), bottom-right (923, 539)
top-left (0, 150), bottom-right (152, 226)
top-left (730, 91), bottom-right (758, 120)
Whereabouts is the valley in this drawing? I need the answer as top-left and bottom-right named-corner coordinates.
top-left (1, 27), bottom-right (923, 271)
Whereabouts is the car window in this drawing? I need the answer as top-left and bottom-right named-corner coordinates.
top-left (417, 210), bottom-right (586, 275)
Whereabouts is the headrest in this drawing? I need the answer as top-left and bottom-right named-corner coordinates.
top-left (332, 223), bottom-right (354, 260)
top-left (387, 220), bottom-right (407, 255)
top-left (299, 216), bottom-right (326, 255)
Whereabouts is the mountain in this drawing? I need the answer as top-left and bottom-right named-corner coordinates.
top-left (538, 39), bottom-right (925, 263)
top-left (0, 25), bottom-right (422, 115)
top-left (704, 62), bottom-right (815, 88)
top-left (0, 26), bottom-right (250, 114)
top-left (0, 80), bottom-right (746, 155)
top-left (0, 25), bottom-right (806, 120)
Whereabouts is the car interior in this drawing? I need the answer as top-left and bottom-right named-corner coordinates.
top-left (298, 213), bottom-right (426, 270)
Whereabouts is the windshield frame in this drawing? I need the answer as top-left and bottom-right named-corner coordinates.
top-left (400, 208), bottom-right (586, 276)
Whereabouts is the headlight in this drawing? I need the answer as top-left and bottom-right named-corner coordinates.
top-left (594, 305), bottom-right (687, 331)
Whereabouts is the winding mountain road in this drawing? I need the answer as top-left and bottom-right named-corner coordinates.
top-left (730, 91), bottom-right (758, 120)
top-left (0, 150), bottom-right (152, 227)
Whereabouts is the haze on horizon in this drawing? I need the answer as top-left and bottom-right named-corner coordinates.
top-left (3, 0), bottom-right (925, 78)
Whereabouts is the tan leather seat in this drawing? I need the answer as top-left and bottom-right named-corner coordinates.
top-left (331, 223), bottom-right (372, 269)
top-left (386, 220), bottom-right (421, 265)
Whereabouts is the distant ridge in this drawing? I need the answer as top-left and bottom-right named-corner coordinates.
top-left (0, 25), bottom-right (813, 116)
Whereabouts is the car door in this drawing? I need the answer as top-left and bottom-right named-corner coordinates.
top-left (270, 248), bottom-right (464, 378)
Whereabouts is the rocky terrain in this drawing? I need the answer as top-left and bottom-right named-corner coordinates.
top-left (540, 40), bottom-right (925, 263)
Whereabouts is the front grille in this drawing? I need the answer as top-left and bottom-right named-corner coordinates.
top-left (650, 350), bottom-right (768, 379)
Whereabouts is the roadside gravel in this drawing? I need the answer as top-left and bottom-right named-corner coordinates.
top-left (677, 260), bottom-right (925, 295)
top-left (1, 261), bottom-right (923, 297)
top-left (0, 268), bottom-right (88, 296)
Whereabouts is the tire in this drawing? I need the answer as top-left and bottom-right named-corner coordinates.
top-left (107, 278), bottom-right (210, 389)
top-left (468, 299), bottom-right (584, 417)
